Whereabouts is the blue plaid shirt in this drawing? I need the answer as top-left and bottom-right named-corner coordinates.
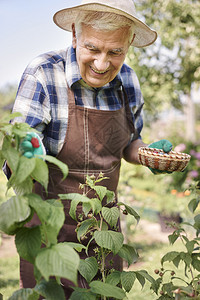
top-left (13, 46), bottom-right (144, 156)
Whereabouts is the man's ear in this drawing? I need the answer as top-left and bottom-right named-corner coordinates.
top-left (72, 23), bottom-right (77, 48)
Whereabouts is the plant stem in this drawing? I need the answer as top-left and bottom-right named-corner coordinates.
top-left (100, 247), bottom-right (106, 300)
top-left (175, 294), bottom-right (181, 300)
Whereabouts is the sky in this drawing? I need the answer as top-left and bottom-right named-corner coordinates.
top-left (0, 0), bottom-right (80, 89)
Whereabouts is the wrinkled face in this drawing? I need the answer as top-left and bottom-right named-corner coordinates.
top-left (72, 24), bottom-right (133, 88)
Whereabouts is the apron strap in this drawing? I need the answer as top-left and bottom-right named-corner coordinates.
top-left (118, 86), bottom-right (136, 134)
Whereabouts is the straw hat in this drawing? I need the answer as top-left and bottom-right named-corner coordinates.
top-left (53, 0), bottom-right (157, 48)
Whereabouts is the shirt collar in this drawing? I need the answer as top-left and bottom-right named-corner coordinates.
top-left (66, 46), bottom-right (82, 88)
top-left (66, 45), bottom-right (122, 90)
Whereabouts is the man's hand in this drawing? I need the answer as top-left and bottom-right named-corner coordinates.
top-left (148, 139), bottom-right (173, 174)
top-left (20, 132), bottom-right (46, 158)
top-left (148, 139), bottom-right (172, 153)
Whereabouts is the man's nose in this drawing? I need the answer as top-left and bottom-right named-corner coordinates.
top-left (94, 54), bottom-right (110, 71)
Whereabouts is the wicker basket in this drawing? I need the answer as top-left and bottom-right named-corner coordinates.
top-left (138, 147), bottom-right (191, 172)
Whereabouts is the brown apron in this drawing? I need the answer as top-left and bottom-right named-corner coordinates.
top-left (20, 85), bottom-right (133, 298)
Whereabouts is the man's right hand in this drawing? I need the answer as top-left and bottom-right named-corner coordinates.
top-left (20, 132), bottom-right (46, 158)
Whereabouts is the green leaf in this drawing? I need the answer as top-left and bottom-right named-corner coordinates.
top-left (15, 227), bottom-right (41, 263)
top-left (0, 124), bottom-right (13, 136)
top-left (59, 193), bottom-right (91, 221)
top-left (97, 220), bottom-right (108, 231)
top-left (172, 255), bottom-right (181, 268)
top-left (67, 242), bottom-right (87, 252)
top-left (168, 232), bottom-right (179, 245)
top-left (8, 175), bottom-right (34, 195)
top-left (89, 281), bottom-right (126, 299)
top-left (194, 214), bottom-right (200, 231)
top-left (89, 198), bottom-right (102, 215)
top-left (8, 288), bottom-right (38, 300)
top-left (77, 218), bottom-right (97, 242)
top-left (0, 152), bottom-right (5, 170)
top-left (2, 112), bottom-right (22, 122)
top-left (105, 271), bottom-right (121, 286)
top-left (188, 198), bottom-right (200, 213)
top-left (31, 158), bottom-right (49, 191)
top-left (0, 195), bottom-right (31, 235)
top-left (35, 242), bottom-right (80, 284)
top-left (180, 252), bottom-right (192, 267)
top-left (117, 202), bottom-right (140, 224)
top-left (93, 185), bottom-right (107, 201)
top-left (118, 244), bottom-right (138, 267)
top-left (12, 123), bottom-right (33, 138)
top-left (85, 175), bottom-right (95, 189)
top-left (191, 253), bottom-right (200, 271)
top-left (94, 176), bottom-right (109, 184)
top-left (41, 155), bottom-right (68, 180)
top-left (106, 190), bottom-right (115, 204)
top-left (135, 271), bottom-right (145, 289)
top-left (102, 207), bottom-right (120, 228)
top-left (2, 146), bottom-right (20, 173)
top-left (137, 270), bottom-right (156, 285)
top-left (70, 288), bottom-right (96, 300)
top-left (28, 193), bottom-right (65, 244)
top-left (14, 156), bottom-right (36, 184)
top-left (34, 279), bottom-right (65, 300)
top-left (82, 202), bottom-right (92, 217)
top-left (121, 271), bottom-right (136, 293)
top-left (161, 251), bottom-right (180, 266)
top-left (78, 257), bottom-right (98, 283)
top-left (94, 230), bottom-right (124, 255)
top-left (186, 240), bottom-right (196, 254)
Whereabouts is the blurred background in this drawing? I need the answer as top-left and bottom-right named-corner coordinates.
top-left (0, 0), bottom-right (200, 299)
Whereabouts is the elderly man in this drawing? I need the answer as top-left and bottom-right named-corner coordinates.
top-left (12, 0), bottom-right (172, 298)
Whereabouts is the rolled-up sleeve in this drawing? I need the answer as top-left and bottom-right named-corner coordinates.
top-left (12, 71), bottom-right (51, 137)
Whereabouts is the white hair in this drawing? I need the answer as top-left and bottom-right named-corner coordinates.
top-left (74, 11), bottom-right (135, 44)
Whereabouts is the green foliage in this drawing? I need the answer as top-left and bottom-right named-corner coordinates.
top-left (0, 116), bottom-right (157, 299)
top-left (0, 84), bottom-right (17, 118)
top-left (0, 115), bottom-right (79, 300)
top-left (59, 174), bottom-right (156, 299)
top-left (151, 181), bottom-right (200, 299)
top-left (128, 0), bottom-right (200, 118)
top-left (0, 195), bottom-right (31, 235)
top-left (2, 115), bottom-right (199, 299)
top-left (35, 243), bottom-right (79, 284)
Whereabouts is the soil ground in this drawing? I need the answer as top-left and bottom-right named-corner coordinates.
top-left (0, 234), bottom-right (17, 258)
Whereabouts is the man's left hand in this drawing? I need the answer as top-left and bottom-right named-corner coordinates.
top-left (148, 139), bottom-right (173, 174)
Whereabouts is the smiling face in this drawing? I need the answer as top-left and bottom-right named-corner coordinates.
top-left (72, 24), bottom-right (133, 88)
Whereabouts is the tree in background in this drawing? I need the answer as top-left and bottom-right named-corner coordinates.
top-left (0, 84), bottom-right (17, 117)
top-left (127, 0), bottom-right (200, 142)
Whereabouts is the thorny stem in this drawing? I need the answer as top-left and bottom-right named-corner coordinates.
top-left (175, 294), bottom-right (181, 300)
top-left (99, 213), bottom-right (103, 231)
top-left (99, 214), bottom-right (106, 300)
top-left (101, 247), bottom-right (106, 300)
top-left (179, 234), bottom-right (195, 284)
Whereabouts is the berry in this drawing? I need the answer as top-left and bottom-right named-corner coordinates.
top-left (31, 137), bottom-right (40, 148)
top-left (171, 271), bottom-right (175, 276)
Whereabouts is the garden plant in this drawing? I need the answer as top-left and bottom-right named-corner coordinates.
top-left (0, 114), bottom-right (199, 300)
top-left (152, 180), bottom-right (200, 299)
top-left (0, 115), bottom-right (156, 299)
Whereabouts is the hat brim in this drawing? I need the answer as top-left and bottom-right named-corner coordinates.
top-left (53, 3), bottom-right (157, 48)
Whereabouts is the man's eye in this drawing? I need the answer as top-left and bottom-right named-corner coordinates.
top-left (87, 48), bottom-right (97, 52)
top-left (110, 51), bottom-right (122, 56)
